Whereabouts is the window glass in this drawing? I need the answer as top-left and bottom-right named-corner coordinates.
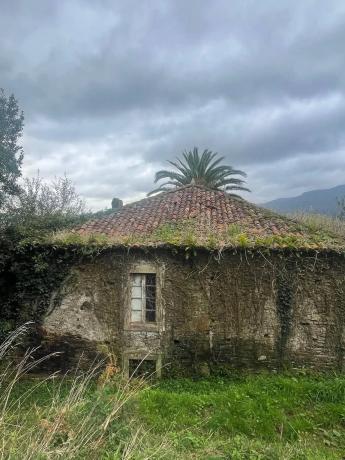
top-left (130, 273), bottom-right (156, 324)
top-left (131, 286), bottom-right (142, 298)
top-left (145, 274), bottom-right (156, 322)
top-left (146, 274), bottom-right (156, 286)
top-left (131, 310), bottom-right (142, 322)
top-left (145, 309), bottom-right (156, 322)
top-left (131, 274), bottom-right (142, 286)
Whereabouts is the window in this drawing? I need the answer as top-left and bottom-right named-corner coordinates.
top-left (123, 352), bottom-right (162, 378)
top-left (130, 273), bottom-right (156, 323)
top-left (128, 358), bottom-right (157, 378)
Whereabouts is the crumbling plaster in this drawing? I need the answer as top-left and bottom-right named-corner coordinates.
top-left (39, 249), bottom-right (345, 374)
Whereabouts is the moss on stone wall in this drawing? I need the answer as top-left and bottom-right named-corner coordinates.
top-left (0, 238), bottom-right (98, 338)
top-left (1, 238), bottom-right (345, 374)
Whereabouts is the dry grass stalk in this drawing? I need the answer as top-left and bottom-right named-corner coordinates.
top-left (0, 325), bottom-right (168, 459)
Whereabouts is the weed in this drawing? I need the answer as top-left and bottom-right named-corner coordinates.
top-left (0, 325), bottom-right (168, 459)
top-left (3, 357), bottom-right (345, 459)
top-left (46, 215), bottom-right (345, 252)
top-left (227, 224), bottom-right (243, 237)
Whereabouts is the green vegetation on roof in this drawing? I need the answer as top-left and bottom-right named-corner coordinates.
top-left (47, 215), bottom-right (345, 252)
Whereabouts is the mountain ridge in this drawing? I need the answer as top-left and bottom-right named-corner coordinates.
top-left (262, 184), bottom-right (345, 216)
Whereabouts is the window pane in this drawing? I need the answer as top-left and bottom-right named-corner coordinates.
top-left (146, 285), bottom-right (155, 298)
top-left (145, 273), bottom-right (156, 322)
top-left (131, 286), bottom-right (142, 298)
top-left (145, 279), bottom-right (156, 323)
top-left (145, 309), bottom-right (156, 322)
top-left (131, 297), bottom-right (142, 310)
top-left (131, 274), bottom-right (142, 286)
top-left (146, 274), bottom-right (156, 286)
top-left (146, 296), bottom-right (155, 310)
top-left (131, 310), bottom-right (142, 322)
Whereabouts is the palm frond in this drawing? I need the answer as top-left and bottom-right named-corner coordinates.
top-left (148, 147), bottom-right (250, 196)
top-left (167, 160), bottom-right (191, 179)
top-left (154, 170), bottom-right (186, 184)
top-left (215, 178), bottom-right (247, 187)
top-left (225, 185), bottom-right (251, 192)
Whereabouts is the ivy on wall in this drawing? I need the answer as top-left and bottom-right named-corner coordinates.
top-left (0, 237), bottom-right (107, 339)
top-left (1, 234), bottom-right (345, 360)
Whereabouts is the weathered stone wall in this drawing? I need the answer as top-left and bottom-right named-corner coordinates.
top-left (35, 248), bottom-right (345, 374)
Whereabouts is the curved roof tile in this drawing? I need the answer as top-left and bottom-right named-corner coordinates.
top-left (76, 185), bottom-right (312, 245)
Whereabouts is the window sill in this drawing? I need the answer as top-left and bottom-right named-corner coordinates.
top-left (125, 322), bottom-right (160, 332)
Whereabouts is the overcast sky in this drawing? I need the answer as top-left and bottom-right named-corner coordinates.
top-left (1, 0), bottom-right (345, 209)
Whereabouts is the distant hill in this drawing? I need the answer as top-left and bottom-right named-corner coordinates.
top-left (262, 184), bottom-right (345, 216)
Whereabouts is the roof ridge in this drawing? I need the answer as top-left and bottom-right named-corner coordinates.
top-left (161, 183), bottom-right (225, 194)
top-left (118, 184), bottom-right (228, 211)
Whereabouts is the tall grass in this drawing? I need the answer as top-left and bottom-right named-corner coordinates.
top-left (0, 325), bottom-right (166, 459)
top-left (289, 211), bottom-right (345, 238)
top-left (1, 327), bottom-right (345, 459)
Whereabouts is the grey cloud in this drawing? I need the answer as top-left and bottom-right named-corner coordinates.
top-left (2, 0), bottom-right (345, 209)
top-left (4, 0), bottom-right (345, 118)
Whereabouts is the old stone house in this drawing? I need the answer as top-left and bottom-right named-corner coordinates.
top-left (38, 184), bottom-right (345, 375)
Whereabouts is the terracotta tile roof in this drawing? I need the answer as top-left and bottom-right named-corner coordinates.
top-left (74, 185), bottom-right (327, 248)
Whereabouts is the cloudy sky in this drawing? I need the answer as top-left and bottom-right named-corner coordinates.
top-left (1, 0), bottom-right (345, 209)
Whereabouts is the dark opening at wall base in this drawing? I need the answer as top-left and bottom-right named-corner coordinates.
top-left (128, 358), bottom-right (157, 378)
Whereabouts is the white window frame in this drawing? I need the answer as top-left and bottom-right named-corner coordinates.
top-left (125, 263), bottom-right (162, 331)
top-left (130, 273), bottom-right (157, 324)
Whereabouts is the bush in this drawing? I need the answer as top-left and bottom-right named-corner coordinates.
top-left (1, 173), bottom-right (88, 239)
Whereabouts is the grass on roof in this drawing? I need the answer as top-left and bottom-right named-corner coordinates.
top-left (288, 212), bottom-right (345, 239)
top-left (46, 213), bottom-right (345, 252)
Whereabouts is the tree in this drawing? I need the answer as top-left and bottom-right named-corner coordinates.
top-left (2, 173), bottom-right (86, 236)
top-left (0, 89), bottom-right (24, 204)
top-left (148, 147), bottom-right (249, 196)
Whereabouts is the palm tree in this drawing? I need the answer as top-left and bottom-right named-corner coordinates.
top-left (148, 147), bottom-right (250, 196)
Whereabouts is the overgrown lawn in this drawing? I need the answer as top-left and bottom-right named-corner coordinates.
top-left (6, 372), bottom-right (345, 459)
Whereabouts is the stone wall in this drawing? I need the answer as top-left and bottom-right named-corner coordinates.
top-left (34, 248), bottom-right (345, 374)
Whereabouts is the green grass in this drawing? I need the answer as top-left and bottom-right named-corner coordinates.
top-left (6, 373), bottom-right (345, 459)
top-left (137, 374), bottom-right (345, 459)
